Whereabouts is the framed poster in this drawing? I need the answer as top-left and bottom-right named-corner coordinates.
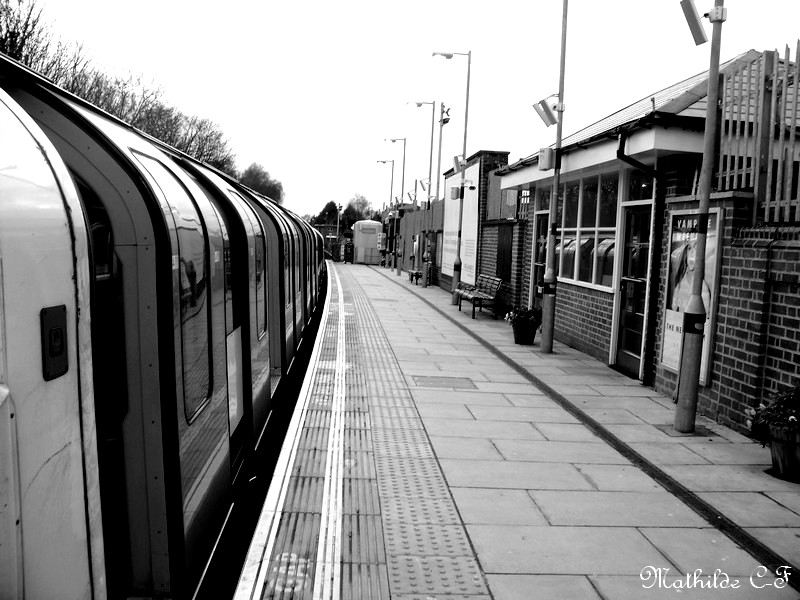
top-left (660, 208), bottom-right (722, 385)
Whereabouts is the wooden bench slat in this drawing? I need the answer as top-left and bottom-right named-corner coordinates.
top-left (455, 274), bottom-right (504, 319)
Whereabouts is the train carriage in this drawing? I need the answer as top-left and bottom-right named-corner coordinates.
top-left (0, 55), bottom-right (326, 599)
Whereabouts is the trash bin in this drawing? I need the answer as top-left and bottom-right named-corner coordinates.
top-left (344, 242), bottom-right (354, 263)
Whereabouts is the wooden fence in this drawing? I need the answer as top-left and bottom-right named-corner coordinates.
top-left (716, 43), bottom-right (799, 224)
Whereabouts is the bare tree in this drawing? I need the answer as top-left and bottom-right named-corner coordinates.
top-left (0, 0), bottom-right (46, 64)
top-left (240, 163), bottom-right (284, 203)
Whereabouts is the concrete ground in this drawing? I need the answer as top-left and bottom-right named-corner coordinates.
top-left (351, 262), bottom-right (799, 600)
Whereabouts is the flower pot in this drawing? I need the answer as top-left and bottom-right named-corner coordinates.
top-left (512, 322), bottom-right (536, 345)
top-left (768, 425), bottom-right (800, 482)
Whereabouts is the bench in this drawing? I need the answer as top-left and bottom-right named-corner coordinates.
top-left (455, 274), bottom-right (503, 319)
top-left (408, 269), bottom-right (423, 285)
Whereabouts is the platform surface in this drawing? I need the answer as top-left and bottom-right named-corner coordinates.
top-left (236, 262), bottom-right (800, 600)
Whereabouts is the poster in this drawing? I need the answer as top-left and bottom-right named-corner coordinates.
top-left (660, 208), bottom-right (721, 385)
top-left (441, 163), bottom-right (478, 285)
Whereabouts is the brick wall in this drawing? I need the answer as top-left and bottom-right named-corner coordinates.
top-left (650, 193), bottom-right (800, 432)
top-left (554, 282), bottom-right (615, 362)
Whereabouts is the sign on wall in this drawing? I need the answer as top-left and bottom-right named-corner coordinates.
top-left (442, 163), bottom-right (479, 285)
top-left (660, 208), bottom-right (722, 385)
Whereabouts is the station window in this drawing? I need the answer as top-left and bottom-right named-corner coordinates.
top-left (555, 172), bottom-right (618, 287)
top-left (134, 153), bottom-right (212, 421)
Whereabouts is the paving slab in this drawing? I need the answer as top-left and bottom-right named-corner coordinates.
top-left (428, 436), bottom-right (504, 460)
top-left (486, 574), bottom-right (602, 600)
top-left (531, 490), bottom-right (708, 526)
top-left (466, 525), bottom-right (669, 574)
top-left (420, 418), bottom-right (545, 440)
top-left (639, 527), bottom-right (779, 576)
top-left (440, 459), bottom-right (593, 490)
top-left (573, 464), bottom-right (666, 491)
top-left (451, 488), bottom-right (548, 526)
top-left (466, 406), bottom-right (580, 423)
top-left (494, 440), bottom-right (630, 464)
top-left (590, 574), bottom-right (799, 600)
top-left (696, 492), bottom-right (800, 527)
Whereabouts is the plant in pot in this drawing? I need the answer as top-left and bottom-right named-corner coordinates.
top-left (504, 306), bottom-right (543, 345)
top-left (745, 384), bottom-right (800, 482)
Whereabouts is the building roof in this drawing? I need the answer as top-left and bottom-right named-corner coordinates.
top-left (500, 50), bottom-right (762, 173)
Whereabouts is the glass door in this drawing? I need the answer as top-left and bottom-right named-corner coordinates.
top-left (615, 205), bottom-right (652, 378)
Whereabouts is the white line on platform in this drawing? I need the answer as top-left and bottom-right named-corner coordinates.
top-left (314, 266), bottom-right (345, 600)
top-left (233, 268), bottom-right (334, 600)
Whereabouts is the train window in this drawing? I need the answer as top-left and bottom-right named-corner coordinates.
top-left (230, 190), bottom-right (267, 338)
top-left (133, 153), bottom-right (212, 421)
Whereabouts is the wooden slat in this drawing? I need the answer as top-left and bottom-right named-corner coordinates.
top-left (765, 50), bottom-right (779, 223)
top-left (717, 70), bottom-right (729, 191)
top-left (744, 58), bottom-right (755, 188)
top-left (775, 46), bottom-right (790, 219)
top-left (785, 40), bottom-right (800, 221)
top-left (734, 62), bottom-right (748, 188)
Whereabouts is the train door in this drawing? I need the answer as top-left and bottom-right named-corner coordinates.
top-left (615, 204), bottom-right (653, 378)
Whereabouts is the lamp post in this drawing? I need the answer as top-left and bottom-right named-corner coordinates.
top-left (414, 101), bottom-right (436, 287)
top-left (336, 203), bottom-right (342, 240)
top-left (674, 0), bottom-right (726, 433)
top-left (377, 160), bottom-right (395, 269)
top-left (540, 2), bottom-right (568, 353)
top-left (433, 50), bottom-right (471, 303)
top-left (387, 137), bottom-right (407, 275)
top-left (436, 103), bottom-right (450, 206)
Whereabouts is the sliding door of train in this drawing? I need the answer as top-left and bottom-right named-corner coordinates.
top-left (174, 162), bottom-right (258, 486)
top-left (284, 211), bottom-right (311, 323)
top-left (248, 198), bottom-right (296, 372)
top-left (183, 162), bottom-right (275, 444)
top-left (130, 151), bottom-right (233, 594)
top-left (281, 211), bottom-right (303, 337)
top-left (2, 84), bottom-right (173, 596)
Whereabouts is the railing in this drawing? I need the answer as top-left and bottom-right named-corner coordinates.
top-left (716, 43), bottom-right (800, 224)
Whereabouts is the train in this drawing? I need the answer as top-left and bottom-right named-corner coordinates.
top-left (0, 54), bottom-right (326, 599)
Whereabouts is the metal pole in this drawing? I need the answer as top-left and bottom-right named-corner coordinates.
top-left (451, 50), bottom-right (471, 304)
top-left (675, 0), bottom-right (725, 433)
top-left (541, 0), bottom-right (568, 352)
top-left (436, 103), bottom-right (446, 204)
top-left (397, 139), bottom-right (406, 276)
top-left (423, 101), bottom-right (435, 287)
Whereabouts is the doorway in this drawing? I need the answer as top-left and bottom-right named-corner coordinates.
top-left (615, 204), bottom-right (652, 378)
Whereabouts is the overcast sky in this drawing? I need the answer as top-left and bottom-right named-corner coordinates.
top-left (38, 0), bottom-right (799, 218)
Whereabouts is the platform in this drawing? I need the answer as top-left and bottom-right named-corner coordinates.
top-left (235, 262), bottom-right (800, 600)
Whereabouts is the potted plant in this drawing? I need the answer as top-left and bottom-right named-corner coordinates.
top-left (746, 385), bottom-right (800, 482)
top-left (505, 306), bottom-right (543, 345)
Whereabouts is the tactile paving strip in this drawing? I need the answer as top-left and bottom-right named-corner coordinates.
top-left (340, 266), bottom-right (491, 600)
top-left (386, 556), bottom-right (487, 596)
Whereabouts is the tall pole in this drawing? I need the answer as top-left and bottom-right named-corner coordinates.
top-left (398, 139), bottom-right (406, 276)
top-left (541, 0), bottom-right (568, 353)
top-left (675, 0), bottom-right (725, 433)
top-left (415, 101), bottom-right (436, 287)
top-left (436, 103), bottom-right (448, 204)
top-left (388, 137), bottom-right (407, 275)
top-left (433, 51), bottom-right (471, 302)
top-left (452, 51), bottom-right (472, 302)
top-left (377, 160), bottom-right (394, 268)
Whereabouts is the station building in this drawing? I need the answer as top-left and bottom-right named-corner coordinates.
top-left (398, 47), bottom-right (799, 433)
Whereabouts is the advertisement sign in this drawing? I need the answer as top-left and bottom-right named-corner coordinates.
top-left (442, 162), bottom-right (479, 285)
top-left (660, 208), bottom-right (722, 385)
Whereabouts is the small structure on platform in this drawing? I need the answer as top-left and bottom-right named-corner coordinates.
top-left (352, 219), bottom-right (382, 264)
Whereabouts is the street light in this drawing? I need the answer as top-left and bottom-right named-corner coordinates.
top-left (540, 2), bottom-right (568, 353)
top-left (336, 203), bottom-right (342, 241)
top-left (386, 137), bottom-right (407, 276)
top-left (414, 100), bottom-right (436, 287)
top-left (674, 0), bottom-right (726, 433)
top-left (377, 160), bottom-right (395, 269)
top-left (433, 50), bottom-right (471, 303)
